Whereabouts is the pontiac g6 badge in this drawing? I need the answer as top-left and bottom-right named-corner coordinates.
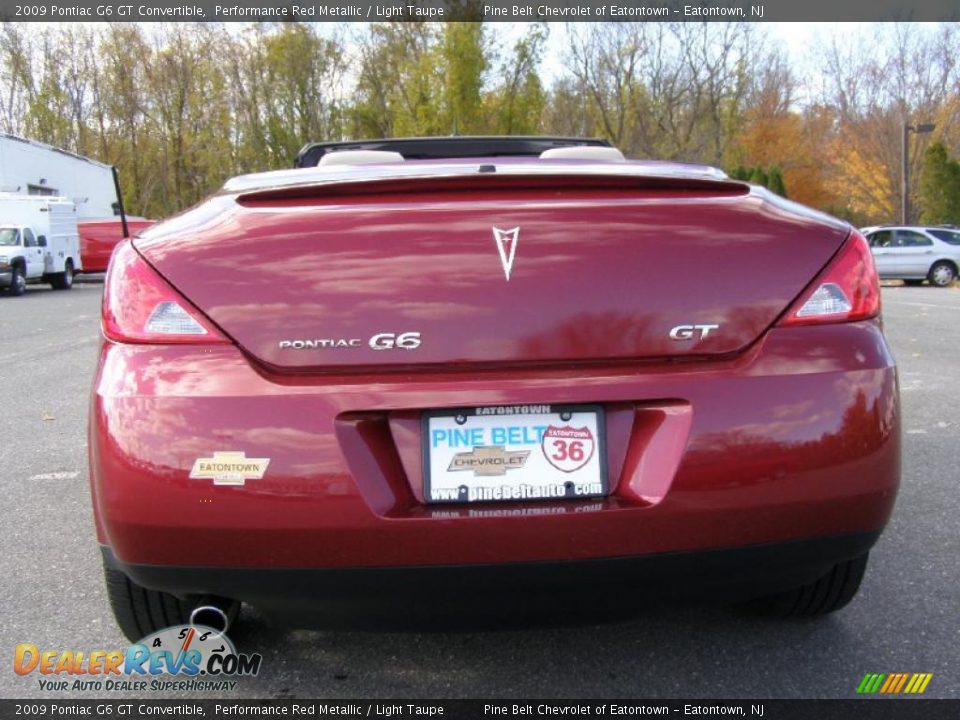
top-left (278, 332), bottom-right (421, 350)
top-left (492, 226), bottom-right (520, 281)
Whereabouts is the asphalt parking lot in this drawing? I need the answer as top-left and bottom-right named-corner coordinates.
top-left (1, 281), bottom-right (957, 700)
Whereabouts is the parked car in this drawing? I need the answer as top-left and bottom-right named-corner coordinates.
top-left (862, 225), bottom-right (960, 287)
top-left (78, 218), bottom-right (156, 273)
top-left (0, 193), bottom-right (82, 295)
top-left (90, 137), bottom-right (899, 638)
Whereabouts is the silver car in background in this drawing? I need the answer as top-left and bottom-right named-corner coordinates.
top-left (862, 226), bottom-right (960, 287)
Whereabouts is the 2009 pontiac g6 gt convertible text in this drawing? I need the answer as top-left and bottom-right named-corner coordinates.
top-left (88, 137), bottom-right (899, 638)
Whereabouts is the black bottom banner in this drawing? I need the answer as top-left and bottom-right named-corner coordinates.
top-left (2, 699), bottom-right (958, 720)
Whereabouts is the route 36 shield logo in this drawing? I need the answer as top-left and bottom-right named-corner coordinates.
top-left (541, 425), bottom-right (595, 473)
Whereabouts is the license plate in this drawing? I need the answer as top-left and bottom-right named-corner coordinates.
top-left (422, 405), bottom-right (607, 504)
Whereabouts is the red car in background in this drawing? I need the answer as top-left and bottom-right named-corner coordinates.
top-left (78, 218), bottom-right (155, 273)
top-left (88, 137), bottom-right (899, 639)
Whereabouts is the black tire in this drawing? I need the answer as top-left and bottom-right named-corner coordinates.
top-left (103, 559), bottom-right (241, 641)
top-left (7, 264), bottom-right (26, 296)
top-left (103, 560), bottom-right (193, 641)
top-left (750, 552), bottom-right (869, 618)
top-left (928, 261), bottom-right (957, 288)
top-left (51, 260), bottom-right (74, 290)
top-left (902, 279), bottom-right (924, 286)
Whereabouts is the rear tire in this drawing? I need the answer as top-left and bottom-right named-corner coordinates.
top-left (928, 261), bottom-right (956, 287)
top-left (103, 560), bottom-right (193, 641)
top-left (750, 552), bottom-right (869, 618)
top-left (50, 260), bottom-right (74, 290)
top-left (103, 559), bottom-right (241, 641)
top-left (8, 265), bottom-right (26, 296)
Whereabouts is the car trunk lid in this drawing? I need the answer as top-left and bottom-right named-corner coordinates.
top-left (136, 172), bottom-right (849, 372)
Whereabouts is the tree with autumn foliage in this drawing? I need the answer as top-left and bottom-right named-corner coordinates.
top-left (2, 21), bottom-right (960, 223)
top-left (815, 23), bottom-right (960, 225)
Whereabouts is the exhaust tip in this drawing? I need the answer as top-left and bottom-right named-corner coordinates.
top-left (189, 605), bottom-right (229, 633)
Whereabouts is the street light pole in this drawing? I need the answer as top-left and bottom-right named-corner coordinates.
top-left (901, 124), bottom-right (908, 225)
top-left (901, 122), bottom-right (936, 225)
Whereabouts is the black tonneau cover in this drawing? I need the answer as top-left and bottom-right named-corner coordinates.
top-left (294, 136), bottom-right (612, 168)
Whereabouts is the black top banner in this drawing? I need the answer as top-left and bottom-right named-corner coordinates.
top-left (1, 0), bottom-right (959, 22)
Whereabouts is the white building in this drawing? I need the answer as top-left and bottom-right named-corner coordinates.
top-left (0, 133), bottom-right (120, 220)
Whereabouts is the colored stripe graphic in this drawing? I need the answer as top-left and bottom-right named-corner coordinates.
top-left (881, 673), bottom-right (910, 693)
top-left (904, 673), bottom-right (933, 694)
top-left (857, 673), bottom-right (885, 694)
top-left (857, 673), bottom-right (932, 694)
top-left (892, 673), bottom-right (910, 693)
top-left (879, 674), bottom-right (897, 693)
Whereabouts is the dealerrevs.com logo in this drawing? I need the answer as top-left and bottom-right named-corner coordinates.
top-left (14, 625), bottom-right (262, 692)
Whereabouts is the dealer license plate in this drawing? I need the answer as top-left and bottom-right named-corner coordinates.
top-left (422, 405), bottom-right (607, 504)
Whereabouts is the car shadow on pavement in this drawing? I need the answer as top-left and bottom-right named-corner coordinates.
top-left (223, 601), bottom-right (874, 699)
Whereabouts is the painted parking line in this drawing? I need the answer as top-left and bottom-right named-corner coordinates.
top-left (882, 299), bottom-right (960, 310)
top-left (29, 471), bottom-right (80, 480)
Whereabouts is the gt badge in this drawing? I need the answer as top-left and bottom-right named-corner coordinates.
top-left (189, 451), bottom-right (270, 486)
top-left (492, 226), bottom-right (520, 281)
top-left (669, 323), bottom-right (720, 340)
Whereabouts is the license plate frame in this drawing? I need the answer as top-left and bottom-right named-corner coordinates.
top-left (421, 404), bottom-right (608, 505)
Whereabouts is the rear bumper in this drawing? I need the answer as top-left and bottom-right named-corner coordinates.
top-left (89, 320), bottom-right (900, 575)
top-left (104, 531), bottom-right (880, 627)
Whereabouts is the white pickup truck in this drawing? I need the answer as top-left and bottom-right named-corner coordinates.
top-left (0, 194), bottom-right (83, 296)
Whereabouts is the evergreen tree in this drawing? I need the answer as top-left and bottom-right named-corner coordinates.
top-left (748, 167), bottom-right (769, 186)
top-left (767, 167), bottom-right (788, 197)
top-left (919, 142), bottom-right (960, 225)
top-left (439, 23), bottom-right (487, 134)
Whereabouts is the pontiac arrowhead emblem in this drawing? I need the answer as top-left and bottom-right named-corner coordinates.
top-left (492, 226), bottom-right (520, 281)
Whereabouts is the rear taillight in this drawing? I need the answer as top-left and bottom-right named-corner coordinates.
top-left (778, 230), bottom-right (880, 326)
top-left (102, 241), bottom-right (229, 344)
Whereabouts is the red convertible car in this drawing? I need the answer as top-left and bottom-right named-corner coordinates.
top-left (89, 137), bottom-right (899, 638)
